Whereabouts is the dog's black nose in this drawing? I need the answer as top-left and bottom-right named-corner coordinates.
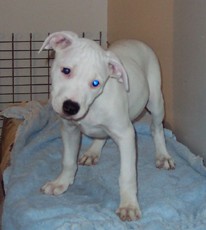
top-left (63, 100), bottom-right (80, 116)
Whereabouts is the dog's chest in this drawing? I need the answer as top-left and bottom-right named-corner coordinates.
top-left (76, 119), bottom-right (108, 138)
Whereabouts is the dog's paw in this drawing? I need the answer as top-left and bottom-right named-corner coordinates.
top-left (78, 154), bottom-right (99, 166)
top-left (41, 181), bottom-right (69, 195)
top-left (156, 155), bottom-right (175, 170)
top-left (116, 205), bottom-right (141, 221)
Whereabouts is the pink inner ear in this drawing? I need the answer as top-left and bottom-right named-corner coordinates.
top-left (109, 63), bottom-right (115, 74)
top-left (109, 62), bottom-right (122, 76)
top-left (108, 60), bottom-right (129, 91)
top-left (52, 36), bottom-right (71, 49)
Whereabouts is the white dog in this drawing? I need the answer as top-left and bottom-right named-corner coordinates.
top-left (39, 31), bottom-right (175, 221)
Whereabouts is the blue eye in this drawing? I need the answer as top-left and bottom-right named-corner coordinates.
top-left (61, 67), bottom-right (71, 75)
top-left (92, 80), bottom-right (100, 87)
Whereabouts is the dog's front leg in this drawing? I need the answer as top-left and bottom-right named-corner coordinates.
top-left (78, 139), bottom-right (106, 166)
top-left (112, 124), bottom-right (141, 221)
top-left (41, 119), bottom-right (80, 195)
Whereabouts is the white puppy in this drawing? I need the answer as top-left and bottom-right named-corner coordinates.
top-left (39, 31), bottom-right (175, 221)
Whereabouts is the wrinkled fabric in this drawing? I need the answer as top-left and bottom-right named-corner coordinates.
top-left (2, 101), bottom-right (206, 230)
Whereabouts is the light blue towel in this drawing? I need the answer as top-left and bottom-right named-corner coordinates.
top-left (2, 101), bottom-right (206, 230)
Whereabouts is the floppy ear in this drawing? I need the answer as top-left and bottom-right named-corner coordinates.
top-left (106, 51), bottom-right (129, 91)
top-left (39, 31), bottom-right (78, 53)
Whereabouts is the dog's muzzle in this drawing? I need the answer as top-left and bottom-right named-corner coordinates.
top-left (63, 100), bottom-right (80, 116)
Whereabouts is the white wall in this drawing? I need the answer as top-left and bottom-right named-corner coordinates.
top-left (173, 0), bottom-right (206, 159)
top-left (0, 0), bottom-right (107, 44)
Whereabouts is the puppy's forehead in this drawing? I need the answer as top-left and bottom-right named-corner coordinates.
top-left (58, 43), bottom-right (106, 69)
top-left (64, 39), bottom-right (105, 59)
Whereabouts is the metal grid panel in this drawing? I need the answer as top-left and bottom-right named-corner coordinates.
top-left (0, 32), bottom-right (102, 141)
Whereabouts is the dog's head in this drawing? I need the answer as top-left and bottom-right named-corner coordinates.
top-left (40, 31), bottom-right (129, 120)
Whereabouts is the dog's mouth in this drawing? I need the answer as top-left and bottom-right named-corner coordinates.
top-left (60, 113), bottom-right (80, 121)
top-left (59, 108), bottom-right (89, 122)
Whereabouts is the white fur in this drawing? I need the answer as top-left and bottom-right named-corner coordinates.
top-left (40, 31), bottom-right (175, 221)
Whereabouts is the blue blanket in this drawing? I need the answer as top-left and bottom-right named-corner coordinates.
top-left (2, 101), bottom-right (206, 230)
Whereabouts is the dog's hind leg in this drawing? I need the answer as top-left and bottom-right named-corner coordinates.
top-left (146, 58), bottom-right (175, 170)
top-left (147, 91), bottom-right (175, 170)
top-left (148, 91), bottom-right (175, 169)
top-left (78, 139), bottom-right (106, 166)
